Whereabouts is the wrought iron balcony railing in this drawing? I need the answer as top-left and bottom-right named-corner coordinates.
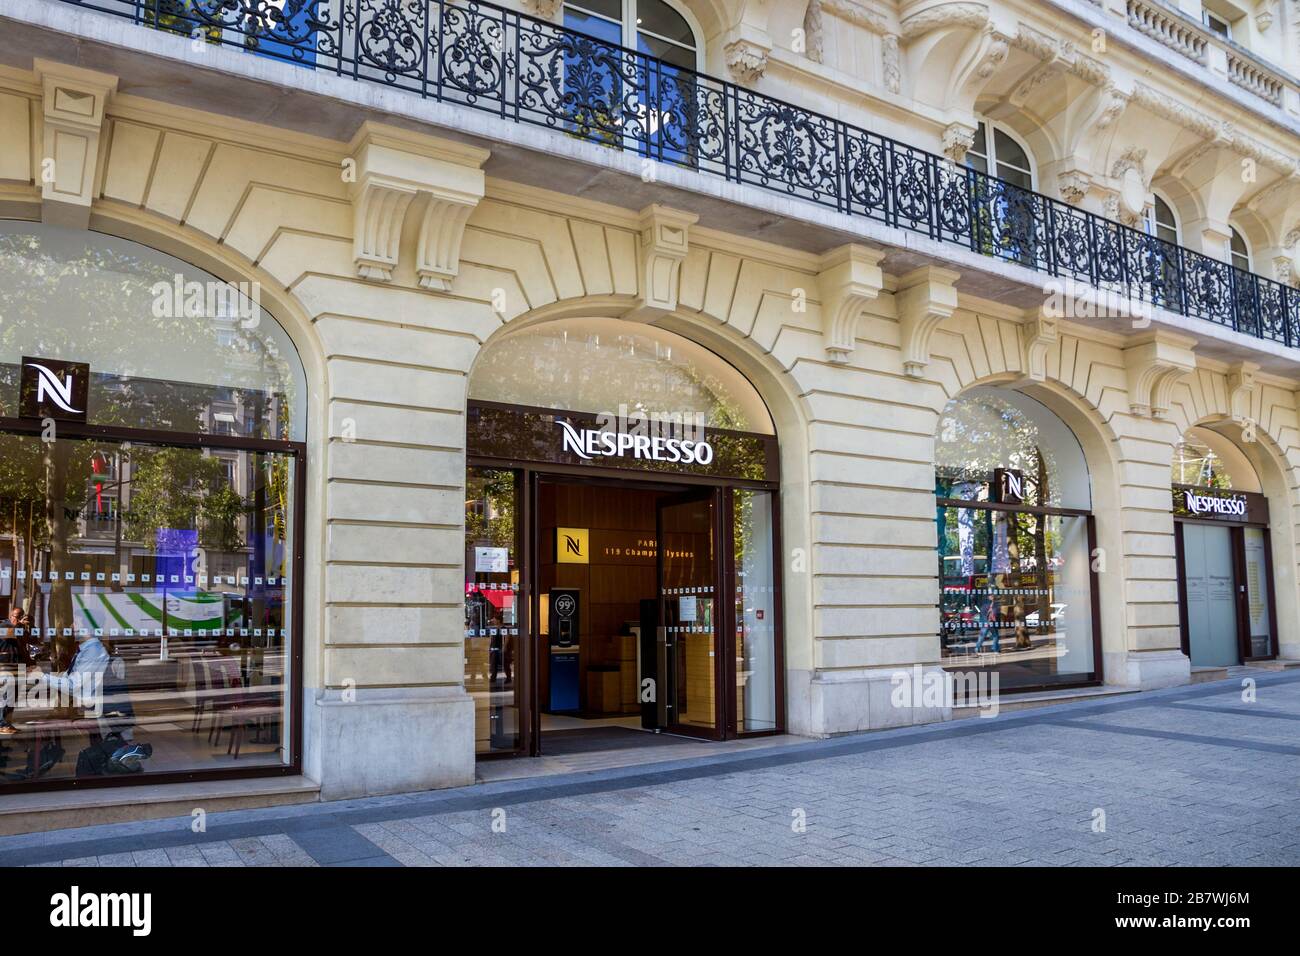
top-left (41, 0), bottom-right (1300, 349)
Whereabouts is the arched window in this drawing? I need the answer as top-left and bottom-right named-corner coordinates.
top-left (934, 387), bottom-right (1099, 690)
top-left (563, 0), bottom-right (702, 70)
top-left (1146, 193), bottom-right (1179, 245)
top-left (965, 119), bottom-right (1035, 190)
top-left (1229, 227), bottom-right (1251, 272)
top-left (0, 221), bottom-right (304, 791)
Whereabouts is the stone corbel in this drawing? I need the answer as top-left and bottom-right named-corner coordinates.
top-left (520, 0), bottom-right (561, 20)
top-left (1021, 308), bottom-right (1059, 383)
top-left (34, 60), bottom-right (119, 230)
top-left (1226, 361), bottom-right (1260, 424)
top-left (1055, 169), bottom-right (1093, 207)
top-left (1123, 332), bottom-right (1197, 419)
top-left (895, 265), bottom-right (961, 377)
top-left (632, 204), bottom-right (698, 319)
top-left (725, 34), bottom-right (772, 85)
top-left (942, 121), bottom-right (977, 164)
top-left (816, 244), bottom-right (886, 363)
top-left (347, 122), bottom-right (488, 286)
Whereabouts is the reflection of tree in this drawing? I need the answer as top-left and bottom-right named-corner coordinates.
top-left (125, 448), bottom-right (245, 553)
top-left (465, 470), bottom-right (515, 549)
top-left (934, 394), bottom-right (1056, 506)
top-left (1172, 441), bottom-right (1231, 489)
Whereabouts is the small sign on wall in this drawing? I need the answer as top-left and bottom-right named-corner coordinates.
top-left (556, 527), bottom-right (589, 564)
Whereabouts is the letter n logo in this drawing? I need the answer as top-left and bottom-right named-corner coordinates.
top-left (20, 356), bottom-right (89, 422)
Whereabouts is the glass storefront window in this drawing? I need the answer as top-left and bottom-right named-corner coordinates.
top-left (937, 506), bottom-right (1095, 689)
top-left (464, 468), bottom-right (523, 754)
top-left (935, 387), bottom-right (1098, 689)
top-left (935, 386), bottom-right (1090, 510)
top-left (733, 489), bottom-right (776, 732)
top-left (0, 432), bottom-right (295, 783)
top-left (1242, 527), bottom-right (1273, 658)
top-left (0, 223), bottom-right (304, 441)
top-left (468, 318), bottom-right (775, 435)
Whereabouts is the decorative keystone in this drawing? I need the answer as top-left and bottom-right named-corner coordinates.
top-left (347, 122), bottom-right (488, 287)
top-left (34, 60), bottom-right (119, 230)
top-left (632, 204), bottom-right (698, 318)
top-left (1123, 332), bottom-right (1198, 419)
top-left (895, 266), bottom-right (961, 377)
top-left (816, 244), bottom-right (886, 363)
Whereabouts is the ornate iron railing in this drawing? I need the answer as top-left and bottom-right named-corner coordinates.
top-left (38, 0), bottom-right (1300, 349)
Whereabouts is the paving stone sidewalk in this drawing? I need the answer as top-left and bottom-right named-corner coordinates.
top-left (4, 672), bottom-right (1299, 867)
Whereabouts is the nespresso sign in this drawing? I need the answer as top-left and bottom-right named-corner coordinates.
top-left (1173, 484), bottom-right (1268, 525)
top-left (19, 356), bottom-right (89, 423)
top-left (467, 401), bottom-right (775, 482)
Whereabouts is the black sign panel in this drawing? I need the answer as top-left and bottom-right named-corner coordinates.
top-left (467, 401), bottom-right (777, 482)
top-left (1173, 484), bottom-right (1269, 525)
top-left (19, 356), bottom-right (89, 423)
top-left (992, 468), bottom-right (1025, 505)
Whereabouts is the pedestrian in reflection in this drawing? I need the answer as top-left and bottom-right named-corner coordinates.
top-left (0, 607), bottom-right (31, 735)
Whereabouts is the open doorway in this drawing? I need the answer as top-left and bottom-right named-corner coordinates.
top-left (464, 452), bottom-right (783, 762)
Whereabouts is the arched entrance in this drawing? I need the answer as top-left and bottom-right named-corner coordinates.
top-left (1171, 425), bottom-right (1280, 667)
top-left (463, 318), bottom-right (783, 758)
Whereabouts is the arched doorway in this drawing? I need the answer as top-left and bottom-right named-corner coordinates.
top-left (1172, 426), bottom-right (1279, 667)
top-left (463, 318), bottom-right (783, 758)
top-left (934, 386), bottom-right (1102, 691)
top-left (0, 221), bottom-right (306, 792)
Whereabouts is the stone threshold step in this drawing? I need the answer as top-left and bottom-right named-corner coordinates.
top-left (1244, 659), bottom-right (1300, 671)
top-left (951, 684), bottom-right (1140, 719)
top-left (1190, 666), bottom-right (1230, 684)
top-left (0, 775), bottom-right (321, 836)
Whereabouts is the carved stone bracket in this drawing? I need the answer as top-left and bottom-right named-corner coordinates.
top-left (1021, 308), bottom-right (1060, 382)
top-left (942, 121), bottom-right (977, 164)
top-left (1123, 332), bottom-right (1198, 419)
top-left (632, 204), bottom-right (698, 318)
top-left (34, 59), bottom-right (118, 230)
top-left (347, 123), bottom-right (488, 287)
top-left (1226, 360), bottom-right (1260, 423)
top-left (725, 37), bottom-right (771, 85)
top-left (895, 265), bottom-right (961, 377)
top-left (817, 244), bottom-right (886, 363)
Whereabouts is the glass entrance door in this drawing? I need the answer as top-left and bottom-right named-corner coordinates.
top-left (657, 489), bottom-right (720, 738)
top-left (1182, 523), bottom-right (1241, 667)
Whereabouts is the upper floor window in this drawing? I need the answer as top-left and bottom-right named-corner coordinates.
top-left (965, 120), bottom-right (1034, 190)
top-left (1146, 194), bottom-right (1180, 245)
top-left (563, 0), bottom-right (702, 70)
top-left (1229, 227), bottom-right (1251, 271)
top-left (1202, 9), bottom-right (1232, 39)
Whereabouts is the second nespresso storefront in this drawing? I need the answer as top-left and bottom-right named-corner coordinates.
top-left (1173, 483), bottom-right (1279, 667)
top-left (462, 319), bottom-right (784, 758)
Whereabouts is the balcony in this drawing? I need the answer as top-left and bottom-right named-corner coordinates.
top-left (19, 0), bottom-right (1300, 352)
top-left (1125, 0), bottom-right (1292, 109)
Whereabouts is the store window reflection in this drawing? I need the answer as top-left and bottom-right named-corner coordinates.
top-left (0, 433), bottom-right (294, 782)
top-left (934, 388), bottom-right (1099, 690)
top-left (464, 468), bottom-right (523, 754)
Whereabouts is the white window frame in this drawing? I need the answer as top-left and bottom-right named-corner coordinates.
top-left (967, 118), bottom-right (1037, 190)
top-left (1228, 226), bottom-right (1252, 272)
top-left (1145, 190), bottom-right (1181, 245)
top-left (563, 0), bottom-right (704, 70)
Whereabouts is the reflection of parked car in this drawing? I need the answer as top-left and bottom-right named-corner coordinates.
top-left (1025, 603), bottom-right (1066, 628)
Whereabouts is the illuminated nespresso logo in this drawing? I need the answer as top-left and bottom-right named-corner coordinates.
top-left (1184, 490), bottom-right (1247, 517)
top-left (19, 356), bottom-right (89, 422)
top-left (556, 419), bottom-right (715, 466)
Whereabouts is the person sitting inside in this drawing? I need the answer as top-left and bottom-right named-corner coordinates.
top-left (31, 630), bottom-right (152, 775)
